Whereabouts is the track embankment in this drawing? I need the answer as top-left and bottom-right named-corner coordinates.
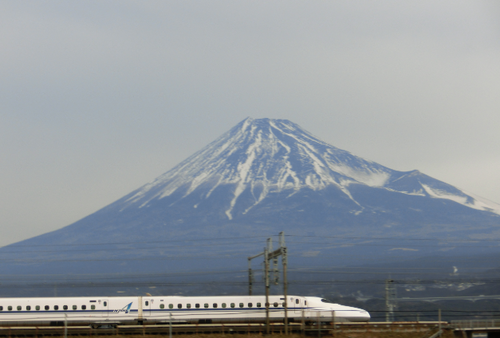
top-left (0, 321), bottom-right (453, 337)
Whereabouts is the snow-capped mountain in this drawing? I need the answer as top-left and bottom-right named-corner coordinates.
top-left (121, 117), bottom-right (500, 219)
top-left (2, 117), bottom-right (500, 275)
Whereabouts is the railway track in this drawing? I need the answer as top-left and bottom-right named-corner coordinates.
top-left (0, 321), bottom-right (446, 337)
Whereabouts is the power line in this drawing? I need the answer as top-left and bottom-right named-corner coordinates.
top-left (0, 236), bottom-right (268, 249)
top-left (285, 234), bottom-right (500, 243)
top-left (3, 233), bottom-right (499, 250)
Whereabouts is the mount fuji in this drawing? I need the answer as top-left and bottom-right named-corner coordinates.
top-left (2, 117), bottom-right (500, 275)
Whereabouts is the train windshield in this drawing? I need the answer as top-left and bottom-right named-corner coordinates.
top-left (321, 299), bottom-right (336, 304)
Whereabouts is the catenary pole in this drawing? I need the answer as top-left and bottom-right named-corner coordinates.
top-left (280, 232), bottom-right (288, 335)
top-left (248, 252), bottom-right (264, 295)
top-left (264, 247), bottom-right (270, 334)
top-left (247, 232), bottom-right (288, 334)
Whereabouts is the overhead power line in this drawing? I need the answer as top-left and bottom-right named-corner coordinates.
top-left (3, 233), bottom-right (498, 250)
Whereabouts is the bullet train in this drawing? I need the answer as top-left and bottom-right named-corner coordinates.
top-left (0, 295), bottom-right (370, 327)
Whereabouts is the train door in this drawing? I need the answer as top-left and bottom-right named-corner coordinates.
top-left (101, 299), bottom-right (109, 317)
top-left (293, 297), bottom-right (302, 314)
top-left (144, 298), bottom-right (152, 317)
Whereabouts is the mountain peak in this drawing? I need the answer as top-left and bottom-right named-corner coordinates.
top-left (117, 118), bottom-right (500, 219)
top-left (122, 117), bottom-right (397, 219)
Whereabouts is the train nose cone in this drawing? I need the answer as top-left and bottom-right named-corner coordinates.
top-left (360, 310), bottom-right (370, 321)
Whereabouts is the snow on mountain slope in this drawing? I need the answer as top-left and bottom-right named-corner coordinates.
top-left (121, 117), bottom-right (500, 219)
top-left (422, 185), bottom-right (500, 215)
top-left (386, 170), bottom-right (500, 215)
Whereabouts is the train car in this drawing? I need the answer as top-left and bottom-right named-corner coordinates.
top-left (0, 295), bottom-right (370, 327)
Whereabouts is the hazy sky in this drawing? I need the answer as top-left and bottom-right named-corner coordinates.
top-left (1, 1), bottom-right (500, 247)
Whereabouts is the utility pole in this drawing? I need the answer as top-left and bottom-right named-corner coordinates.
top-left (267, 232), bottom-right (288, 334)
top-left (248, 251), bottom-right (265, 295)
top-left (280, 232), bottom-right (288, 333)
top-left (248, 247), bottom-right (269, 334)
top-left (264, 247), bottom-right (270, 334)
top-left (248, 232), bottom-right (288, 335)
top-left (385, 279), bottom-right (396, 322)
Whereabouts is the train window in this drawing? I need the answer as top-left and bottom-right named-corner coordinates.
top-left (82, 305), bottom-right (86, 310)
top-left (230, 303), bottom-right (235, 308)
top-left (17, 306), bottom-right (21, 311)
top-left (26, 306), bottom-right (31, 311)
top-left (177, 304), bottom-right (182, 309)
top-left (54, 305), bottom-right (59, 310)
top-left (44, 305), bottom-right (49, 311)
top-left (91, 305), bottom-right (96, 310)
top-left (169, 304), bottom-right (173, 309)
top-left (195, 304), bottom-right (200, 309)
top-left (186, 304), bottom-right (191, 309)
top-left (305, 301), bottom-right (307, 305)
top-left (204, 303), bottom-right (209, 308)
top-left (222, 303), bottom-right (226, 308)
top-left (257, 303), bottom-right (261, 308)
top-left (160, 304), bottom-right (165, 309)
top-left (248, 303), bottom-right (252, 308)
top-left (103, 302), bottom-right (107, 307)
top-left (296, 299), bottom-right (299, 304)
top-left (213, 303), bottom-right (217, 308)
top-left (239, 303), bottom-right (244, 308)
top-left (273, 302), bottom-right (278, 307)
top-left (8, 306), bottom-right (12, 311)
top-left (282, 302), bottom-right (286, 307)
top-left (63, 305), bottom-right (68, 310)
top-left (0, 306), bottom-right (3, 311)
top-left (36, 306), bottom-right (40, 311)
top-left (145, 301), bottom-right (149, 306)
top-left (72, 305), bottom-right (77, 310)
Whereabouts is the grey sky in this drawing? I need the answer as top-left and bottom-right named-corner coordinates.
top-left (1, 1), bottom-right (499, 247)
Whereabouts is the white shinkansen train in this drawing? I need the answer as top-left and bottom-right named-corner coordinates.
top-left (0, 295), bottom-right (369, 327)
